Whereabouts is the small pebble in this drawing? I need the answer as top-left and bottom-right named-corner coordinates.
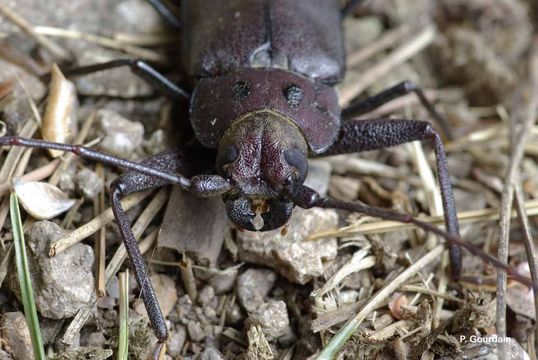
top-left (0, 349), bottom-right (12, 360)
top-left (97, 296), bottom-right (116, 309)
top-left (106, 275), bottom-right (120, 299)
top-left (187, 320), bottom-right (206, 342)
top-left (176, 295), bottom-right (194, 324)
top-left (8, 221), bottom-right (94, 319)
top-left (247, 300), bottom-right (291, 341)
top-left (96, 109), bottom-right (144, 159)
top-left (86, 332), bottom-right (107, 347)
top-left (198, 285), bottom-right (215, 307)
top-left (208, 268), bottom-right (238, 295)
top-left (2, 312), bottom-right (33, 360)
top-left (75, 168), bottom-right (104, 199)
top-left (453, 188), bottom-right (486, 212)
top-left (116, 0), bottom-right (165, 33)
top-left (167, 326), bottom-right (187, 358)
top-left (329, 175), bottom-right (361, 201)
top-left (203, 305), bottom-right (217, 320)
top-left (39, 317), bottom-right (64, 345)
top-left (236, 269), bottom-right (277, 312)
top-left (226, 302), bottom-right (244, 325)
top-left (198, 346), bottom-right (225, 360)
top-left (237, 207), bottom-right (338, 284)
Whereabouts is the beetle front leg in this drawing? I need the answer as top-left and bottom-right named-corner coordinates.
top-left (108, 148), bottom-right (231, 357)
top-left (321, 118), bottom-right (461, 279)
top-left (108, 150), bottom-right (189, 355)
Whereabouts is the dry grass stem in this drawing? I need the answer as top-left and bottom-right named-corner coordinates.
top-left (222, 327), bottom-right (248, 347)
top-left (0, 121), bottom-right (39, 230)
top-left (360, 89), bottom-right (447, 119)
top-left (102, 189), bottom-right (169, 283)
top-left (0, 159), bottom-right (60, 196)
top-left (94, 163), bottom-right (106, 297)
top-left (0, 4), bottom-right (72, 62)
top-left (311, 247), bottom-right (375, 298)
top-left (514, 182), bottom-right (538, 353)
top-left (16, 78), bottom-right (42, 126)
top-left (130, 188), bottom-right (168, 237)
top-left (407, 140), bottom-right (443, 253)
top-left (326, 155), bottom-right (415, 180)
top-left (496, 41), bottom-right (538, 342)
top-left (113, 32), bottom-right (177, 47)
top-left (0, 245), bottom-right (13, 288)
top-left (399, 284), bottom-right (461, 303)
top-left (312, 301), bottom-right (364, 333)
top-left (317, 244), bottom-right (445, 359)
top-left (368, 320), bottom-right (413, 341)
top-left (346, 24), bottom-right (412, 68)
top-left (33, 26), bottom-right (166, 63)
top-left (339, 24), bottom-right (436, 106)
top-left (59, 197), bottom-right (84, 229)
top-left (433, 252), bottom-right (449, 328)
top-left (48, 190), bottom-right (152, 256)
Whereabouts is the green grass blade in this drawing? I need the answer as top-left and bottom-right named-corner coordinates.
top-left (10, 192), bottom-right (46, 360)
top-left (117, 269), bottom-right (129, 360)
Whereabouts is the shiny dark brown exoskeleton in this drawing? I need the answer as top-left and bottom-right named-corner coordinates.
top-left (0, 0), bottom-right (532, 356)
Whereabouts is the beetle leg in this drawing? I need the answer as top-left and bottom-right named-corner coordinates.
top-left (0, 137), bottom-right (232, 194)
top-left (109, 150), bottom-right (189, 354)
top-left (146, 0), bottom-right (182, 29)
top-left (41, 59), bottom-right (190, 100)
top-left (286, 183), bottom-right (532, 287)
top-left (341, 81), bottom-right (454, 140)
top-left (108, 148), bottom-right (231, 357)
top-left (0, 136), bottom-right (193, 186)
top-left (320, 118), bottom-right (461, 279)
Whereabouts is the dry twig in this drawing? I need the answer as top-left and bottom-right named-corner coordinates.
top-left (514, 182), bottom-right (538, 354)
top-left (496, 40), bottom-right (538, 348)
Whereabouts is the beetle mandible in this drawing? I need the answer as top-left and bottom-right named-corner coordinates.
top-left (0, 0), bottom-right (532, 357)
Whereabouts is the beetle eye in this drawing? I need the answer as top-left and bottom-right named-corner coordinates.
top-left (284, 148), bottom-right (308, 183)
top-left (223, 145), bottom-right (238, 164)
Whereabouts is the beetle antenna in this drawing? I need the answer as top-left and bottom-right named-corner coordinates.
top-left (287, 184), bottom-right (533, 288)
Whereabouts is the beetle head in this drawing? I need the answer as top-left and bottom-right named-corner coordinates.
top-left (216, 110), bottom-right (309, 231)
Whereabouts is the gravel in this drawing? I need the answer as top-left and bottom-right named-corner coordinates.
top-left (237, 269), bottom-right (277, 313)
top-left (1, 312), bottom-right (33, 360)
top-left (8, 221), bottom-right (94, 319)
top-left (246, 300), bottom-right (291, 341)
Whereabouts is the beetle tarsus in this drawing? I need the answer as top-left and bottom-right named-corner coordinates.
top-left (152, 340), bottom-right (167, 360)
